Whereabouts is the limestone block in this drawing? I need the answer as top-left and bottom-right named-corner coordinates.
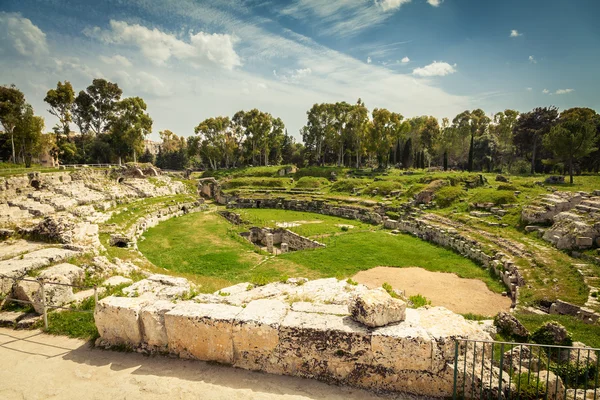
top-left (348, 288), bottom-right (406, 327)
top-left (539, 371), bottom-right (565, 400)
top-left (232, 299), bottom-right (288, 371)
top-left (277, 311), bottom-right (371, 381)
top-left (102, 276), bottom-right (133, 287)
top-left (291, 302), bottom-right (349, 315)
top-left (140, 300), bottom-right (176, 349)
top-left (165, 302), bottom-right (242, 363)
top-left (94, 296), bottom-right (151, 346)
top-left (576, 236), bottom-right (593, 248)
top-left (39, 263), bottom-right (84, 285)
top-left (123, 274), bottom-right (190, 299)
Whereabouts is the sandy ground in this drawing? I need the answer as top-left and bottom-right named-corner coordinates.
top-left (0, 328), bottom-right (415, 400)
top-left (353, 267), bottom-right (511, 316)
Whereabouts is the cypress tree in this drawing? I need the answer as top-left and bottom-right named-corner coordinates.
top-left (443, 150), bottom-right (448, 171)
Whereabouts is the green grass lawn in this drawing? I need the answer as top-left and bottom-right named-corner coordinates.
top-left (235, 208), bottom-right (375, 237)
top-left (138, 210), bottom-right (504, 293)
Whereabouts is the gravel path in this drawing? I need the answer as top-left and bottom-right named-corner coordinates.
top-left (353, 266), bottom-right (511, 316)
top-left (0, 328), bottom-right (413, 400)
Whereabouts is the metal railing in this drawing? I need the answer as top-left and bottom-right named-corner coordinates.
top-left (0, 274), bottom-right (98, 329)
top-left (453, 338), bottom-right (600, 400)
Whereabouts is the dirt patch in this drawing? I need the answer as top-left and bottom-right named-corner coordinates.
top-left (353, 266), bottom-right (511, 316)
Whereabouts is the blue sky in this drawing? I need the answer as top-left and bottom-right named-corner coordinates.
top-left (1, 0), bottom-right (598, 141)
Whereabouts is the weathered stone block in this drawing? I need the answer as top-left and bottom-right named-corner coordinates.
top-left (232, 299), bottom-right (288, 371)
top-left (348, 288), bottom-right (406, 327)
top-left (576, 236), bottom-right (593, 247)
top-left (277, 311), bottom-right (371, 381)
top-left (140, 300), bottom-right (176, 349)
top-left (165, 302), bottom-right (242, 364)
top-left (94, 296), bottom-right (151, 346)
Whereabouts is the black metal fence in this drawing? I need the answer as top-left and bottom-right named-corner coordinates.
top-left (453, 338), bottom-right (600, 399)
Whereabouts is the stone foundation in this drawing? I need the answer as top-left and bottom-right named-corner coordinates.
top-left (94, 278), bottom-right (492, 398)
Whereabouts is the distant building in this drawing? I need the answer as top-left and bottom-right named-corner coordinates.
top-left (144, 140), bottom-right (161, 155)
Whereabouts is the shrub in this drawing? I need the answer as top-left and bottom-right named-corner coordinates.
top-left (346, 278), bottom-right (358, 286)
top-left (514, 373), bottom-right (547, 400)
top-left (386, 211), bottom-right (400, 220)
top-left (382, 282), bottom-right (400, 299)
top-left (409, 294), bottom-right (431, 308)
top-left (470, 188), bottom-right (517, 205)
top-left (497, 184), bottom-right (518, 191)
top-left (509, 160), bottom-right (531, 175)
top-left (435, 186), bottom-right (467, 208)
top-left (330, 178), bottom-right (369, 193)
top-left (340, 225), bottom-right (349, 232)
top-left (365, 180), bottom-right (403, 195)
top-left (531, 321), bottom-right (573, 346)
top-left (295, 176), bottom-right (328, 188)
top-left (222, 177), bottom-right (288, 189)
top-left (294, 167), bottom-right (346, 179)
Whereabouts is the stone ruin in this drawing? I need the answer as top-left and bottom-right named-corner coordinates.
top-left (94, 276), bottom-right (494, 398)
top-left (0, 166), bottom-right (204, 324)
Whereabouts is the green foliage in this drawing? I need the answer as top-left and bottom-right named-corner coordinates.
top-left (330, 178), bottom-right (369, 193)
top-left (531, 321), bottom-right (573, 346)
top-left (435, 185), bottom-right (466, 208)
top-left (382, 282), bottom-right (400, 298)
top-left (497, 183), bottom-right (517, 191)
top-left (469, 188), bottom-right (517, 205)
top-left (250, 274), bottom-right (271, 286)
top-left (346, 278), bottom-right (358, 286)
top-left (514, 372), bottom-right (547, 400)
top-left (340, 225), bottom-right (349, 232)
top-left (365, 180), bottom-right (403, 195)
top-left (461, 313), bottom-right (489, 321)
top-left (295, 176), bottom-right (328, 188)
top-left (223, 177), bottom-right (289, 189)
top-left (409, 294), bottom-right (431, 308)
top-left (385, 211), bottom-right (400, 220)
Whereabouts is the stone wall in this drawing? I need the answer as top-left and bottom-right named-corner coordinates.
top-left (94, 277), bottom-right (493, 398)
top-left (227, 197), bottom-right (383, 225)
top-left (242, 226), bottom-right (325, 252)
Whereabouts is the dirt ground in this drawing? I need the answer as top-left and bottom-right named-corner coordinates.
top-left (353, 267), bottom-right (511, 316)
top-left (0, 328), bottom-right (415, 400)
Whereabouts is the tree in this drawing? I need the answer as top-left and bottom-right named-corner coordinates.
top-left (452, 109), bottom-right (490, 171)
top-left (369, 108), bottom-right (403, 168)
top-left (108, 97), bottom-right (152, 164)
top-left (194, 116), bottom-right (231, 170)
top-left (0, 84), bottom-right (25, 162)
top-left (302, 103), bottom-right (334, 165)
top-left (72, 90), bottom-right (94, 159)
top-left (44, 81), bottom-right (75, 136)
top-left (346, 99), bottom-right (370, 168)
top-left (513, 106), bottom-right (559, 174)
top-left (85, 79), bottom-right (123, 135)
top-left (14, 104), bottom-right (44, 167)
top-left (491, 110), bottom-right (519, 169)
top-left (543, 108), bottom-right (599, 184)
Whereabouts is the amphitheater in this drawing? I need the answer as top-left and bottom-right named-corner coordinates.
top-left (1, 165), bottom-right (599, 399)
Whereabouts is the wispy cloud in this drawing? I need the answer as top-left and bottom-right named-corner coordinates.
top-left (376, 0), bottom-right (412, 12)
top-left (510, 30), bottom-right (522, 38)
top-left (542, 89), bottom-right (550, 94)
top-left (526, 87), bottom-right (532, 91)
top-left (555, 88), bottom-right (574, 95)
top-left (99, 54), bottom-right (132, 67)
top-left (401, 56), bottom-right (410, 63)
top-left (528, 55), bottom-right (537, 64)
top-left (367, 56), bottom-right (372, 64)
top-left (427, 0), bottom-right (443, 6)
top-left (413, 61), bottom-right (457, 77)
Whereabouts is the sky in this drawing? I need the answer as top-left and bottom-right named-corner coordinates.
top-left (0, 0), bottom-right (599, 141)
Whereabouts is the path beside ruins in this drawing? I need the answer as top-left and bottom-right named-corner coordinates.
top-left (0, 328), bottom-right (413, 400)
top-left (353, 267), bottom-right (512, 315)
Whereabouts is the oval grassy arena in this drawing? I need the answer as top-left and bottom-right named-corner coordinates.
top-left (138, 208), bottom-right (510, 316)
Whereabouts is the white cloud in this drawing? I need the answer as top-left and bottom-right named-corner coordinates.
top-left (0, 12), bottom-right (49, 58)
top-left (99, 54), bottom-right (133, 67)
top-left (367, 56), bottom-right (372, 64)
top-left (542, 89), bottom-right (550, 94)
top-left (84, 20), bottom-right (241, 70)
top-left (377, 0), bottom-right (412, 12)
top-left (427, 0), bottom-right (442, 6)
top-left (526, 87), bottom-right (532, 91)
top-left (401, 56), bottom-right (410, 63)
top-left (555, 88), bottom-right (574, 95)
top-left (275, 67), bottom-right (313, 83)
top-left (510, 30), bottom-right (522, 38)
top-left (529, 55), bottom-right (537, 64)
top-left (413, 61), bottom-right (457, 77)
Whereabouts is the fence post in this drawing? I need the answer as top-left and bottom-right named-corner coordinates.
top-left (39, 278), bottom-right (48, 330)
top-left (93, 285), bottom-right (98, 310)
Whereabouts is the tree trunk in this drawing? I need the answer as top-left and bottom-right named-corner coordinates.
top-left (569, 156), bottom-right (574, 185)
top-left (10, 131), bottom-right (16, 163)
top-left (531, 138), bottom-right (537, 175)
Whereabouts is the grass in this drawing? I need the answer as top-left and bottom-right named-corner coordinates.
top-left (138, 210), bottom-right (506, 294)
top-left (515, 312), bottom-right (600, 348)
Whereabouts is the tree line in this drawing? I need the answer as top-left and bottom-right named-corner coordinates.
top-left (1, 79), bottom-right (599, 183)
top-left (301, 100), bottom-right (599, 183)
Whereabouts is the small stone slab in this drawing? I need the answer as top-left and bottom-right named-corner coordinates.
top-left (102, 276), bottom-right (133, 287)
top-left (0, 311), bottom-right (23, 327)
top-left (16, 313), bottom-right (41, 329)
top-left (291, 302), bottom-right (349, 316)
